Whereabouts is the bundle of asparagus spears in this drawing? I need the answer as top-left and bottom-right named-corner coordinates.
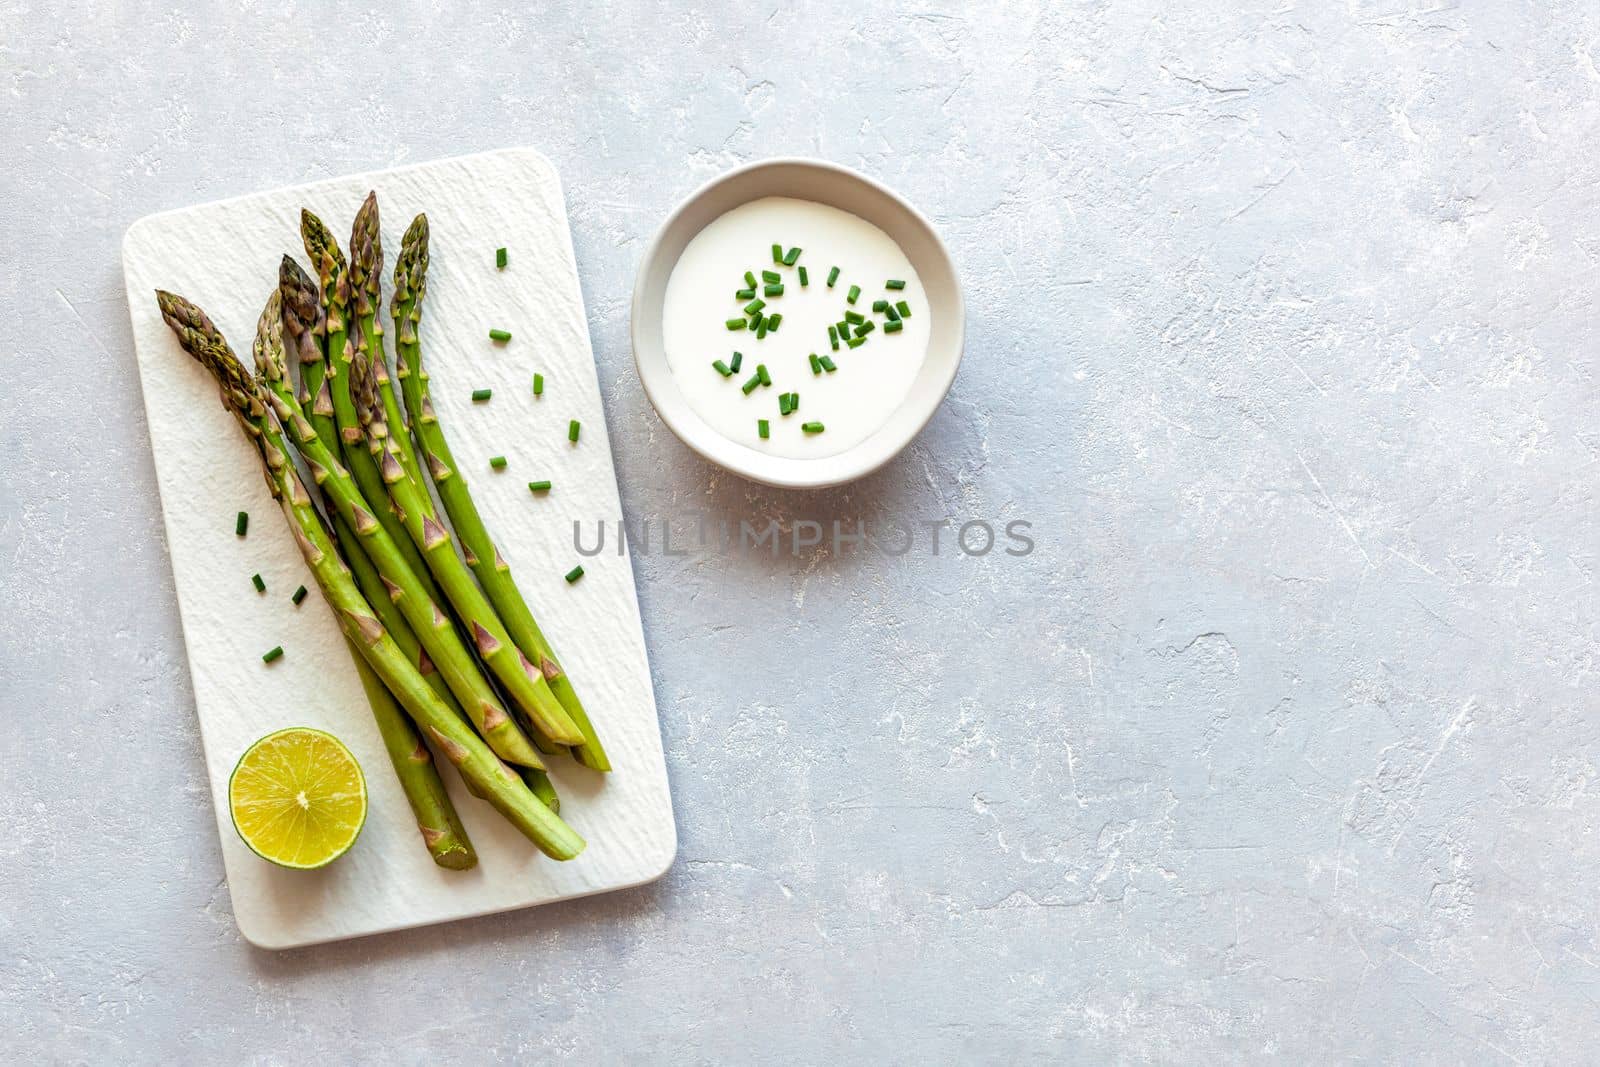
top-left (157, 192), bottom-right (607, 869)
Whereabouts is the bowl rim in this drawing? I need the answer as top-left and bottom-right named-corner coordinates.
top-left (630, 157), bottom-right (964, 489)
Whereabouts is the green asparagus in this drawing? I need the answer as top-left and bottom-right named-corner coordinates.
top-left (155, 289), bottom-right (580, 859)
top-left (393, 214), bottom-right (610, 770)
top-left (257, 287), bottom-right (548, 769)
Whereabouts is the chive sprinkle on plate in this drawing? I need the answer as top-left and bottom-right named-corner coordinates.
top-left (496, 247), bottom-right (508, 269)
top-left (886, 279), bottom-right (906, 290)
top-left (235, 511), bottom-right (249, 537)
top-left (291, 585), bottom-right (308, 606)
top-left (726, 317), bottom-right (747, 331)
top-left (758, 418), bottom-right (770, 439)
top-left (528, 480), bottom-right (552, 493)
top-left (713, 359), bottom-right (733, 377)
top-left (847, 284), bottom-right (861, 305)
top-left (472, 388), bottom-right (492, 402)
top-left (568, 420), bottom-right (581, 443)
top-left (730, 351), bottom-right (743, 373)
top-left (262, 645), bottom-right (285, 664)
top-left (827, 266), bottom-right (840, 288)
top-left (489, 328), bottom-right (512, 342)
top-left (771, 244), bottom-right (783, 264)
top-left (896, 300), bottom-right (912, 317)
top-left (489, 456), bottom-right (507, 470)
top-left (782, 246), bottom-right (801, 266)
top-left (798, 265), bottom-right (809, 287)
top-left (884, 319), bottom-right (904, 333)
top-left (532, 373), bottom-right (544, 395)
top-left (252, 573), bottom-right (266, 593)
top-left (565, 565), bottom-right (585, 584)
top-left (802, 421), bottom-right (825, 434)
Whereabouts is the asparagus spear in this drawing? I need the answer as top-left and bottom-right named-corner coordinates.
top-left (321, 201), bottom-right (582, 748)
top-left (282, 251), bottom-right (544, 772)
top-left (250, 287), bottom-right (548, 769)
top-left (393, 214), bottom-right (611, 770)
top-left (155, 290), bottom-right (580, 858)
top-left (299, 211), bottom-right (446, 610)
top-left (348, 193), bottom-right (430, 504)
top-left (348, 345), bottom-right (584, 747)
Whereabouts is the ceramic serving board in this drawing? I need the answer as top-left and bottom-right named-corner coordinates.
top-left (123, 148), bottom-right (675, 949)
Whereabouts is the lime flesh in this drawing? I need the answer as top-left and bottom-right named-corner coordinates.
top-left (229, 727), bottom-right (367, 869)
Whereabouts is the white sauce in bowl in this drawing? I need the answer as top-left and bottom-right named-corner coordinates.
top-left (662, 196), bottom-right (929, 459)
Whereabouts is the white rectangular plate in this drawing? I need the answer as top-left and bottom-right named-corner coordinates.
top-left (123, 148), bottom-right (675, 949)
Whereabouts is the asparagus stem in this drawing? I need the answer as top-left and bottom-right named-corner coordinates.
top-left (155, 290), bottom-right (580, 859)
top-left (256, 285), bottom-right (547, 769)
top-left (393, 214), bottom-right (610, 769)
top-left (348, 641), bottom-right (477, 868)
top-left (300, 210), bottom-right (447, 611)
top-left (522, 767), bottom-right (561, 814)
top-left (351, 345), bottom-right (585, 747)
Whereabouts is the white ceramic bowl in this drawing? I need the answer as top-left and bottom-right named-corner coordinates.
top-left (631, 158), bottom-right (964, 489)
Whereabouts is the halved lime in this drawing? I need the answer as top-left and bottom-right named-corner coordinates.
top-left (229, 727), bottom-right (367, 869)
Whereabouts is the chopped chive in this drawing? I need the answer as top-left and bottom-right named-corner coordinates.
top-left (828, 325), bottom-right (840, 351)
top-left (489, 328), bottom-right (512, 342)
top-left (802, 421), bottom-right (825, 434)
top-left (713, 359), bottom-right (733, 377)
top-left (847, 284), bottom-right (861, 305)
top-left (789, 391), bottom-right (799, 412)
top-left (758, 418), bottom-right (770, 439)
top-left (884, 319), bottom-right (904, 333)
top-left (291, 585), bottom-right (308, 606)
top-left (745, 270), bottom-right (758, 288)
top-left (782, 246), bottom-right (801, 266)
top-left (872, 299), bottom-right (889, 312)
top-left (855, 320), bottom-right (875, 338)
top-left (884, 303), bottom-right (901, 322)
top-left (772, 244), bottom-right (783, 264)
top-left (235, 511), bottom-right (248, 537)
top-left (844, 310), bottom-right (865, 325)
top-left (819, 355), bottom-right (838, 372)
top-left (532, 373), bottom-right (544, 395)
top-left (725, 318), bottom-right (747, 331)
top-left (744, 298), bottom-right (766, 315)
top-left (742, 374), bottom-right (761, 395)
top-left (756, 319), bottom-right (768, 340)
top-left (798, 265), bottom-right (809, 287)
top-left (736, 287), bottom-right (756, 300)
top-left (749, 312), bottom-right (764, 331)
top-left (565, 565), bottom-right (585, 583)
top-left (827, 266), bottom-right (840, 288)
top-left (251, 573), bottom-right (266, 593)
top-left (568, 420), bottom-right (581, 443)
top-left (847, 335), bottom-right (866, 349)
top-left (762, 270), bottom-right (781, 283)
top-left (262, 645), bottom-right (284, 663)
top-left (810, 353), bottom-right (823, 375)
top-left (764, 283), bottom-right (784, 297)
top-left (489, 455), bottom-right (508, 470)
top-left (886, 279), bottom-right (906, 290)
top-left (730, 351), bottom-right (743, 372)
top-left (757, 363), bottom-right (771, 386)
top-left (896, 300), bottom-right (912, 317)
top-left (778, 393), bottom-right (791, 416)
top-left (496, 247), bottom-right (508, 268)
top-left (528, 480), bottom-right (553, 494)
top-left (472, 388), bottom-right (492, 402)
top-left (766, 313), bottom-right (782, 332)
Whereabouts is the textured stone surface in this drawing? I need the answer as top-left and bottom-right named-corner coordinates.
top-left (2, 1), bottom-right (1597, 1060)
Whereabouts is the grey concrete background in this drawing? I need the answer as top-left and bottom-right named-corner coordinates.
top-left (2, 1), bottom-right (1597, 1062)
